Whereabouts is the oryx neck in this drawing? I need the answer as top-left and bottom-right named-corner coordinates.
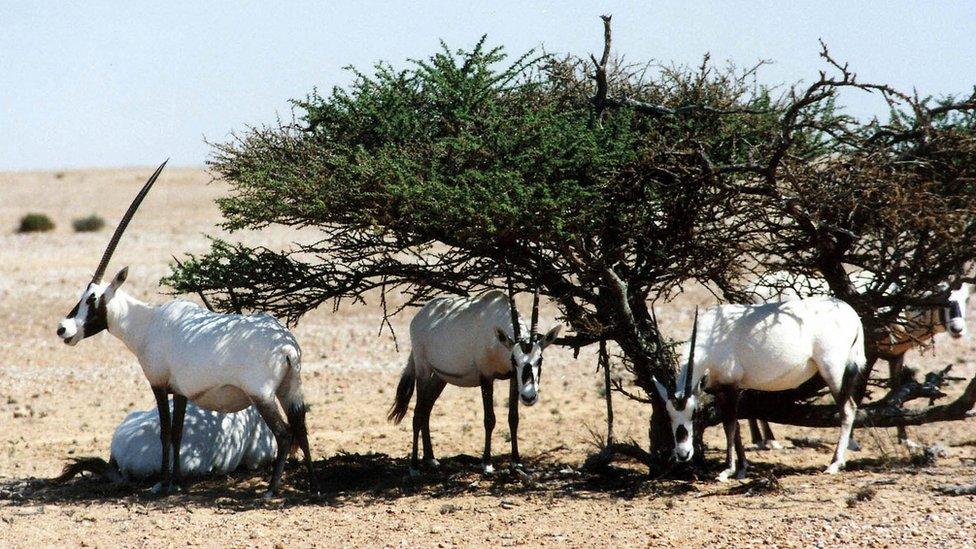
top-left (105, 289), bottom-right (155, 354)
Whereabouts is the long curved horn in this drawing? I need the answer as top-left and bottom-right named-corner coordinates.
top-left (530, 286), bottom-right (540, 336)
top-left (92, 160), bottom-right (168, 282)
top-left (680, 308), bottom-right (700, 397)
top-left (506, 273), bottom-right (521, 341)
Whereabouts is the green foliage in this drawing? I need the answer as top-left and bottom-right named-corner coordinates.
top-left (168, 39), bottom-right (780, 328)
top-left (71, 214), bottom-right (106, 233)
top-left (17, 213), bottom-right (55, 233)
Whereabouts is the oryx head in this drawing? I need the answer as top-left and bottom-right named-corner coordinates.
top-left (943, 282), bottom-right (971, 339)
top-left (494, 285), bottom-right (562, 407)
top-left (57, 161), bottom-right (167, 346)
top-left (651, 309), bottom-right (709, 463)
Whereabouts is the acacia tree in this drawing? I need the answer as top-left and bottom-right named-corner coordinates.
top-left (166, 18), bottom-right (976, 463)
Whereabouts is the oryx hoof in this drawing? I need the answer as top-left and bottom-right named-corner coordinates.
top-left (847, 438), bottom-right (861, 452)
top-left (899, 438), bottom-right (920, 450)
top-left (824, 461), bottom-right (844, 475)
top-left (408, 466), bottom-right (421, 479)
top-left (509, 462), bottom-right (528, 474)
top-left (757, 440), bottom-right (783, 451)
top-left (261, 489), bottom-right (281, 500)
top-left (424, 458), bottom-right (441, 469)
top-left (734, 467), bottom-right (748, 480)
top-left (482, 463), bottom-right (495, 476)
top-left (716, 468), bottom-right (735, 482)
top-left (151, 481), bottom-right (180, 496)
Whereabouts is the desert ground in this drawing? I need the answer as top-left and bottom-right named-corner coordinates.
top-left (1, 168), bottom-right (975, 547)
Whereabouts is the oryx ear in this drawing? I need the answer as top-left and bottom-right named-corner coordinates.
top-left (540, 325), bottom-right (562, 348)
top-left (651, 376), bottom-right (670, 403)
top-left (495, 327), bottom-right (514, 350)
top-left (696, 369), bottom-right (710, 394)
top-left (109, 267), bottom-right (129, 289)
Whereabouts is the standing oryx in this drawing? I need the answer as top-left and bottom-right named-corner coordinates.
top-left (388, 287), bottom-right (561, 476)
top-left (653, 298), bottom-right (866, 481)
top-left (747, 270), bottom-right (972, 447)
top-left (56, 161), bottom-right (312, 498)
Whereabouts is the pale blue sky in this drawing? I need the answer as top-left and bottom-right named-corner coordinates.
top-left (2, 1), bottom-right (974, 170)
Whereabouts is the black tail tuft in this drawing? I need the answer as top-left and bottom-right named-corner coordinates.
top-left (838, 361), bottom-right (861, 406)
top-left (50, 457), bottom-right (117, 484)
top-left (388, 357), bottom-right (416, 424)
top-left (286, 402), bottom-right (310, 457)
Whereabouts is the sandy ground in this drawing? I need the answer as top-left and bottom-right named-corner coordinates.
top-left (1, 168), bottom-right (975, 548)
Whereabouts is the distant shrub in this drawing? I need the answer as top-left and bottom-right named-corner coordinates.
top-left (72, 214), bottom-right (106, 233)
top-left (54, 171), bottom-right (65, 180)
top-left (17, 213), bottom-right (55, 233)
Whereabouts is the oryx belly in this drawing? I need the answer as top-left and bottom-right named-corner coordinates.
top-left (186, 385), bottom-right (252, 412)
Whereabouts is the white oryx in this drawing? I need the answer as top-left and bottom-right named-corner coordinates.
top-left (56, 161), bottom-right (312, 498)
top-left (653, 298), bottom-right (866, 481)
top-left (747, 270), bottom-right (971, 446)
top-left (53, 404), bottom-right (275, 484)
top-left (388, 288), bottom-right (561, 476)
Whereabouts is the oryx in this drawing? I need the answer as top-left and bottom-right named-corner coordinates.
top-left (747, 270), bottom-right (971, 447)
top-left (52, 404), bottom-right (275, 485)
top-left (388, 287), bottom-right (561, 476)
top-left (653, 298), bottom-right (866, 481)
top-left (56, 161), bottom-right (312, 497)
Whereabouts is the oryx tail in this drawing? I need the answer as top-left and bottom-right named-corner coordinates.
top-left (388, 354), bottom-right (416, 424)
top-left (275, 346), bottom-right (308, 455)
top-left (51, 457), bottom-right (124, 484)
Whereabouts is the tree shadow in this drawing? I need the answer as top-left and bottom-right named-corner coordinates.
top-left (0, 451), bottom-right (923, 511)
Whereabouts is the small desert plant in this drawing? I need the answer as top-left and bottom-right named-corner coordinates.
top-left (17, 213), bottom-right (55, 233)
top-left (72, 214), bottom-right (106, 233)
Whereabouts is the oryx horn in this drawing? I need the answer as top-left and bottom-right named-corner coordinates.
top-left (91, 159), bottom-right (168, 283)
top-left (530, 286), bottom-right (540, 336)
top-left (506, 272), bottom-right (522, 341)
top-left (680, 307), bottom-right (699, 398)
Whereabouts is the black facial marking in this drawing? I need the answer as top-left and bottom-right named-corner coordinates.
top-left (82, 295), bottom-right (109, 338)
top-left (950, 301), bottom-right (963, 319)
top-left (673, 396), bottom-right (689, 411)
top-left (675, 424), bottom-right (689, 444)
top-left (521, 364), bottom-right (533, 385)
top-left (519, 341), bottom-right (532, 354)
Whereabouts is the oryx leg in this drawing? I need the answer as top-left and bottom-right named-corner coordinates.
top-left (716, 387), bottom-right (747, 481)
top-left (760, 421), bottom-right (781, 450)
top-left (151, 387), bottom-right (173, 496)
top-left (749, 419), bottom-right (782, 450)
top-left (887, 354), bottom-right (915, 446)
top-left (508, 376), bottom-right (523, 472)
top-left (821, 361), bottom-right (859, 474)
top-left (480, 378), bottom-right (496, 475)
top-left (253, 397), bottom-right (293, 498)
top-left (170, 393), bottom-right (188, 492)
top-left (420, 377), bottom-right (445, 468)
top-left (410, 374), bottom-right (444, 475)
top-left (846, 355), bottom-right (878, 452)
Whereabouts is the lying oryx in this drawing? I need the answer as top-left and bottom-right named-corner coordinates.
top-left (747, 270), bottom-right (971, 447)
top-left (388, 288), bottom-right (561, 476)
top-left (56, 161), bottom-right (312, 498)
top-left (653, 298), bottom-right (866, 480)
top-left (53, 404), bottom-right (275, 484)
